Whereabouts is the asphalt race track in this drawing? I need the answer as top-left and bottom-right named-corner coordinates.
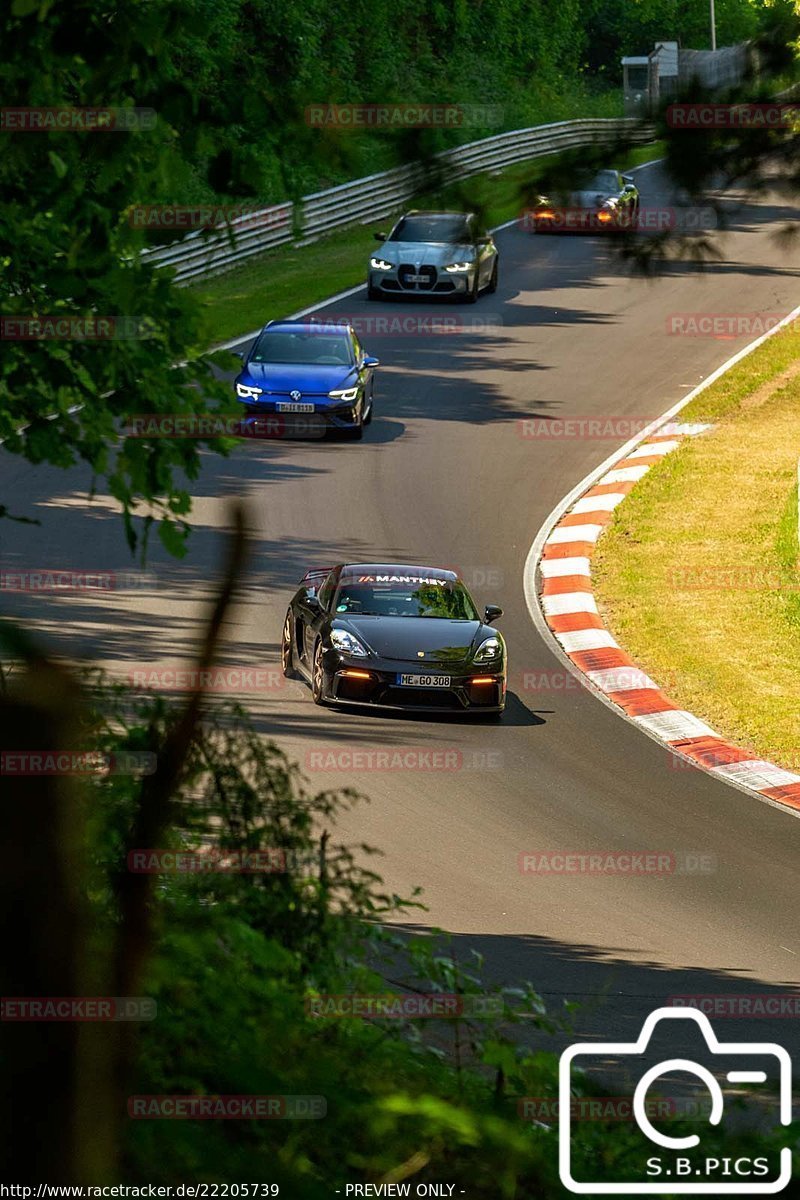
top-left (4, 162), bottom-right (800, 1064)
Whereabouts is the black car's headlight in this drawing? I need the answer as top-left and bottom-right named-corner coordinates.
top-left (474, 636), bottom-right (502, 663)
top-left (444, 262), bottom-right (472, 273)
top-left (331, 629), bottom-right (368, 657)
top-left (370, 257), bottom-right (393, 271)
top-left (236, 382), bottom-right (262, 399)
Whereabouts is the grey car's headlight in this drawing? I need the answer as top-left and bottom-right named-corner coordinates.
top-left (328, 386), bottom-right (359, 402)
top-left (444, 262), bottom-right (472, 273)
top-left (370, 257), bottom-right (393, 270)
top-left (236, 382), bottom-right (262, 399)
top-left (331, 629), bottom-right (368, 657)
top-left (474, 636), bottom-right (502, 663)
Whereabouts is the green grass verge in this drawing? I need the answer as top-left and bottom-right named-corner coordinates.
top-left (592, 319), bottom-right (800, 769)
top-left (191, 142), bottom-right (664, 347)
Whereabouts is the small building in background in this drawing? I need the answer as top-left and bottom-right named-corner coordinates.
top-left (623, 40), bottom-right (749, 115)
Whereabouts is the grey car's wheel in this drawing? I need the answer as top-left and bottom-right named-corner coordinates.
top-left (464, 273), bottom-right (479, 304)
top-left (487, 258), bottom-right (498, 293)
top-left (311, 641), bottom-right (327, 705)
top-left (281, 610), bottom-right (298, 679)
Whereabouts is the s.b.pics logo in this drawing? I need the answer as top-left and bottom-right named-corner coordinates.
top-left (559, 1007), bottom-right (792, 1194)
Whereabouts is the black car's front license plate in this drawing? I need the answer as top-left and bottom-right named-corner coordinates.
top-left (397, 674), bottom-right (451, 688)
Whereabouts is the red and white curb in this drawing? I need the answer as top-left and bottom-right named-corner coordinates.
top-left (524, 302), bottom-right (800, 819)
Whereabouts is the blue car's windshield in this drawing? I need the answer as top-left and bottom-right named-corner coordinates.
top-left (249, 330), bottom-right (353, 366)
top-left (388, 215), bottom-right (472, 244)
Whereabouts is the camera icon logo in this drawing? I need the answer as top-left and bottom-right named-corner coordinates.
top-left (559, 1006), bottom-right (792, 1194)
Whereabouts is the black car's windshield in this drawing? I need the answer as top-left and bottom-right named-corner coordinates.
top-left (388, 215), bottom-right (472, 244)
top-left (249, 330), bottom-right (353, 366)
top-left (585, 171), bottom-right (620, 192)
top-left (333, 578), bottom-right (479, 620)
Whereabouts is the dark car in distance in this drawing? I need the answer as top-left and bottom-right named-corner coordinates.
top-left (530, 169), bottom-right (640, 232)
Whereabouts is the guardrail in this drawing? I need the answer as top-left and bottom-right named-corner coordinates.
top-left (140, 117), bottom-right (653, 284)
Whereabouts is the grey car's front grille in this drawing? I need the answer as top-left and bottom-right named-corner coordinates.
top-left (398, 263), bottom-right (437, 291)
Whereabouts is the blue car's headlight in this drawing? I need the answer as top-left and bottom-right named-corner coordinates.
top-left (236, 382), bottom-right (262, 399)
top-left (331, 629), bottom-right (368, 657)
top-left (370, 257), bottom-right (393, 271)
top-left (444, 262), bottom-right (472, 273)
top-left (474, 636), bottom-right (502, 663)
top-left (328, 386), bottom-right (359, 402)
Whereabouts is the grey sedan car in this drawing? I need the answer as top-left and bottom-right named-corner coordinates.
top-left (367, 210), bottom-right (498, 302)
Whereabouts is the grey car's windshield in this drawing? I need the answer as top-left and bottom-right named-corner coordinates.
top-left (585, 171), bottom-right (620, 192)
top-left (388, 215), bottom-right (472, 244)
top-left (249, 330), bottom-right (353, 366)
top-left (333, 580), bottom-right (479, 620)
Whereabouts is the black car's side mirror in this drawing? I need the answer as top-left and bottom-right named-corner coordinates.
top-left (305, 587), bottom-right (321, 612)
top-left (622, 175), bottom-right (635, 187)
top-left (484, 604), bottom-right (503, 624)
top-left (374, 231), bottom-right (387, 241)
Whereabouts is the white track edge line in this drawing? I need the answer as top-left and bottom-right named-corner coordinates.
top-left (523, 300), bottom-right (800, 820)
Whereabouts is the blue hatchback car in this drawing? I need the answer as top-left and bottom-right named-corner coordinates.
top-left (234, 319), bottom-right (379, 440)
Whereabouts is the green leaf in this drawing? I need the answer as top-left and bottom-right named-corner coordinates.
top-left (47, 151), bottom-right (68, 178)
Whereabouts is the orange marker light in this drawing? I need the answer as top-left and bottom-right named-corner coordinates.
top-left (341, 670), bottom-right (371, 679)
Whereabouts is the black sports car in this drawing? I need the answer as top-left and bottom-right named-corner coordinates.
top-left (281, 563), bottom-right (506, 715)
top-left (530, 169), bottom-right (640, 232)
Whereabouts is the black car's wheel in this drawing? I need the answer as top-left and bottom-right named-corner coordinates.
top-left (487, 258), bottom-right (498, 293)
top-left (281, 610), bottom-right (298, 679)
top-left (311, 641), bottom-right (328, 705)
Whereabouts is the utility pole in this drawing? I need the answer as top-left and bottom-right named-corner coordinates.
top-left (710, 0), bottom-right (717, 51)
